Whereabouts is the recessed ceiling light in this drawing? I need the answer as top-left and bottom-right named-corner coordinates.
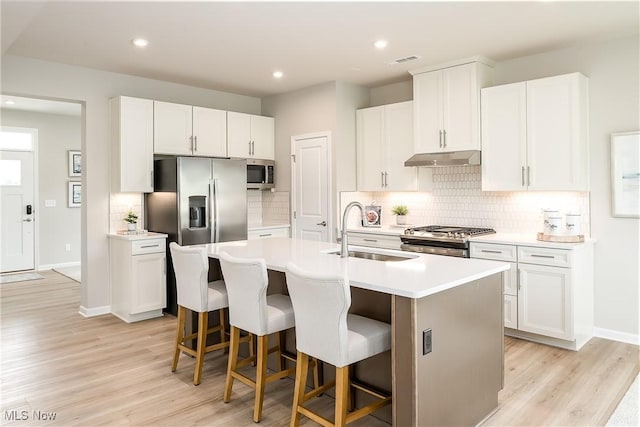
top-left (132, 38), bottom-right (149, 48)
top-left (4, 100), bottom-right (15, 105)
top-left (273, 71), bottom-right (284, 79)
top-left (374, 40), bottom-right (388, 49)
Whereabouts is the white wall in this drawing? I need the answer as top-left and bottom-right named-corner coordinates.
top-left (493, 36), bottom-right (640, 339)
top-left (1, 55), bottom-right (261, 313)
top-left (1, 109), bottom-right (81, 268)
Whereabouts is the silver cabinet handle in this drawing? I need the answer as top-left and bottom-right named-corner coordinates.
top-left (443, 129), bottom-right (447, 148)
top-left (251, 141), bottom-right (255, 156)
top-left (384, 171), bottom-right (388, 187)
top-left (363, 238), bottom-right (378, 242)
top-left (531, 254), bottom-right (555, 259)
top-left (194, 135), bottom-right (198, 152)
top-left (259, 233), bottom-right (272, 237)
top-left (248, 141), bottom-right (252, 156)
top-left (150, 170), bottom-right (154, 187)
top-left (439, 130), bottom-right (443, 148)
top-left (527, 166), bottom-right (531, 186)
top-left (190, 135), bottom-right (194, 151)
top-left (521, 166), bottom-right (525, 186)
top-left (317, 221), bottom-right (327, 227)
top-left (481, 249), bottom-right (502, 254)
top-left (381, 171), bottom-right (385, 187)
top-left (23, 218), bottom-right (33, 222)
top-left (140, 244), bottom-right (160, 249)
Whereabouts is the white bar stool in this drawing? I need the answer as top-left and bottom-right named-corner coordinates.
top-left (285, 262), bottom-right (392, 427)
top-left (170, 243), bottom-right (249, 386)
top-left (219, 251), bottom-right (318, 423)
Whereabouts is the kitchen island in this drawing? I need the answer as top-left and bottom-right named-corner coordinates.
top-left (205, 237), bottom-right (510, 426)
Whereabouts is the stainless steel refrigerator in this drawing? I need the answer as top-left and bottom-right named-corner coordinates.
top-left (145, 156), bottom-right (247, 315)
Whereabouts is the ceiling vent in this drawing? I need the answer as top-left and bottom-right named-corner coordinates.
top-left (390, 55), bottom-right (420, 65)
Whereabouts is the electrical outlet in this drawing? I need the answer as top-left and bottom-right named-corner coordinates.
top-left (65, 244), bottom-right (71, 252)
top-left (423, 329), bottom-right (432, 355)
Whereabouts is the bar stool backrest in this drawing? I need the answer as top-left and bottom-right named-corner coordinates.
top-left (218, 251), bottom-right (269, 336)
top-left (169, 242), bottom-right (209, 313)
top-left (285, 262), bottom-right (352, 368)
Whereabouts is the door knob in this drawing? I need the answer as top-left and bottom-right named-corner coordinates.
top-left (317, 221), bottom-right (327, 227)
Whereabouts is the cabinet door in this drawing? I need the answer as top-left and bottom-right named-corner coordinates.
top-left (503, 261), bottom-right (518, 296)
top-left (442, 63), bottom-right (479, 152)
top-left (227, 111), bottom-right (252, 158)
top-left (481, 82), bottom-right (528, 191)
top-left (153, 101), bottom-right (193, 155)
top-left (251, 115), bottom-right (275, 160)
top-left (518, 263), bottom-right (572, 340)
top-left (193, 107), bottom-right (227, 157)
top-left (384, 101), bottom-right (417, 191)
top-left (116, 97), bottom-right (154, 192)
top-left (356, 106), bottom-right (385, 191)
top-left (504, 294), bottom-right (518, 329)
top-left (413, 71), bottom-right (443, 154)
top-left (526, 74), bottom-right (588, 191)
top-left (130, 253), bottom-right (166, 314)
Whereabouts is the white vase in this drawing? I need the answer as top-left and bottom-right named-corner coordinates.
top-left (396, 215), bottom-right (407, 225)
top-left (127, 223), bottom-right (136, 232)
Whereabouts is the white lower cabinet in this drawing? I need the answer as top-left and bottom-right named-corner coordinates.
top-left (247, 226), bottom-right (290, 240)
top-left (109, 234), bottom-right (167, 323)
top-left (470, 239), bottom-right (593, 350)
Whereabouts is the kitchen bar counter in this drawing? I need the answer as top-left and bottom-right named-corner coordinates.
top-left (205, 237), bottom-right (508, 299)
top-left (204, 237), bottom-right (508, 426)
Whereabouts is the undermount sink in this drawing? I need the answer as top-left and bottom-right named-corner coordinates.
top-left (328, 250), bottom-right (414, 262)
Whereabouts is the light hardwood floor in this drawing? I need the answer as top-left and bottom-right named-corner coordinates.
top-left (1, 271), bottom-right (637, 426)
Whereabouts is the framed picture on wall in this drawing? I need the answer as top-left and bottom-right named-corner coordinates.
top-left (611, 131), bottom-right (640, 218)
top-left (68, 150), bottom-right (81, 177)
top-left (68, 181), bottom-right (81, 208)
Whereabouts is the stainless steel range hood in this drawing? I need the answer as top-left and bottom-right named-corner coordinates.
top-left (404, 150), bottom-right (481, 167)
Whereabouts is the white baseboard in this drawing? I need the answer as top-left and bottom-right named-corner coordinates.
top-left (594, 327), bottom-right (640, 345)
top-left (79, 305), bottom-right (111, 317)
top-left (38, 261), bottom-right (81, 271)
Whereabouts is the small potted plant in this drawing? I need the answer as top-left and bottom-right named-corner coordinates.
top-left (392, 205), bottom-right (409, 225)
top-left (124, 211), bottom-right (138, 232)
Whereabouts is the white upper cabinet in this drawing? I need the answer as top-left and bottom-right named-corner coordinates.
top-left (153, 101), bottom-right (227, 157)
top-left (481, 73), bottom-right (589, 191)
top-left (357, 101), bottom-right (416, 191)
top-left (111, 96), bottom-right (154, 193)
top-left (227, 112), bottom-right (275, 160)
top-left (412, 59), bottom-right (493, 154)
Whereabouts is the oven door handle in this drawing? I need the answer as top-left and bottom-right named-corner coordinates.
top-left (400, 244), bottom-right (467, 258)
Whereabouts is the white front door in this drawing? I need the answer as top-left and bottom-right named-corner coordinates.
top-left (291, 133), bottom-right (330, 242)
top-left (1, 128), bottom-right (37, 273)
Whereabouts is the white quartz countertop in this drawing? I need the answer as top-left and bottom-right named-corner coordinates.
top-left (204, 237), bottom-right (509, 299)
top-left (248, 223), bottom-right (291, 231)
top-left (346, 225), bottom-right (407, 236)
top-left (108, 232), bottom-right (168, 241)
top-left (470, 232), bottom-right (595, 249)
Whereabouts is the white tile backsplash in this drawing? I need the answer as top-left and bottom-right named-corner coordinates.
top-left (247, 190), bottom-right (290, 227)
top-left (341, 166), bottom-right (590, 235)
top-left (110, 193), bottom-right (144, 233)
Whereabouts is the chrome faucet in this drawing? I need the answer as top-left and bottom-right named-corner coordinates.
top-left (340, 201), bottom-right (367, 258)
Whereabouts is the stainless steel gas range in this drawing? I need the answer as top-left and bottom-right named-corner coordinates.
top-left (401, 225), bottom-right (496, 258)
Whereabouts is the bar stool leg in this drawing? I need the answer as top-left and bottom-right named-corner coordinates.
top-left (224, 326), bottom-right (240, 402)
top-left (193, 311), bottom-right (209, 386)
top-left (275, 331), bottom-right (285, 372)
top-left (335, 366), bottom-right (350, 427)
top-left (249, 333), bottom-right (256, 366)
top-left (172, 306), bottom-right (186, 372)
top-left (253, 335), bottom-right (269, 422)
top-left (290, 352), bottom-right (309, 427)
top-left (219, 308), bottom-right (227, 344)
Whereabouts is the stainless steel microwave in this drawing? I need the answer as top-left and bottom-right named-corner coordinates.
top-left (247, 159), bottom-right (275, 190)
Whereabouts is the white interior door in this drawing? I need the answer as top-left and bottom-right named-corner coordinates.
top-left (1, 129), bottom-right (36, 272)
top-left (292, 133), bottom-right (330, 242)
